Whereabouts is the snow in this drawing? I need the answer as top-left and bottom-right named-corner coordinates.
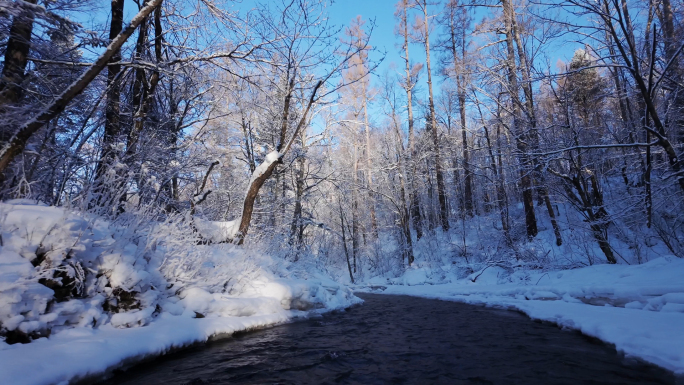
top-left (254, 151), bottom-right (281, 178)
top-left (0, 201), bottom-right (360, 385)
top-left (357, 256), bottom-right (684, 375)
top-left (0, 312), bottom-right (295, 385)
top-left (194, 218), bottom-right (240, 243)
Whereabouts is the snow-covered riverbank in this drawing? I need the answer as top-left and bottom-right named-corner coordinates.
top-left (0, 202), bottom-right (360, 385)
top-left (0, 301), bottom-right (360, 385)
top-left (358, 256), bottom-right (684, 376)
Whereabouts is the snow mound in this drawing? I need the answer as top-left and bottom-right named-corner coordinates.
top-left (193, 219), bottom-right (239, 243)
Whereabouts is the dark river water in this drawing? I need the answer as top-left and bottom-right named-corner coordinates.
top-left (100, 293), bottom-right (678, 384)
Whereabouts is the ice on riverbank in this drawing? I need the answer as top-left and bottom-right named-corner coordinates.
top-left (0, 201), bottom-right (360, 385)
top-left (358, 256), bottom-right (684, 376)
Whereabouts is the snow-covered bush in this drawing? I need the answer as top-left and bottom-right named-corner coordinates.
top-left (0, 201), bottom-right (358, 346)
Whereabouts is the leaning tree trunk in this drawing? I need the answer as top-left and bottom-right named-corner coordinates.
top-left (575, 173), bottom-right (616, 264)
top-left (511, 10), bottom-right (563, 246)
top-left (231, 82), bottom-right (322, 245)
top-left (0, 0), bottom-right (38, 188)
top-left (511, 13), bottom-right (561, 245)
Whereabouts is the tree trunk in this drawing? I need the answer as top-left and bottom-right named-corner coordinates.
top-left (592, 224), bottom-right (616, 264)
top-left (578, 173), bottom-right (616, 264)
top-left (391, 111), bottom-right (415, 266)
top-left (0, 0), bottom-right (38, 133)
top-left (659, 0), bottom-right (676, 64)
top-left (94, 0), bottom-right (125, 195)
top-left (483, 118), bottom-right (511, 243)
top-left (448, 5), bottom-right (474, 217)
top-left (130, 2), bottom-right (150, 122)
top-left (290, 155), bottom-right (305, 245)
top-left (459, 91), bottom-right (473, 218)
top-left (421, 0), bottom-right (449, 231)
top-left (511, 12), bottom-right (561, 245)
top-left (234, 159), bottom-right (279, 244)
top-left (126, 3), bottom-right (163, 158)
top-left (339, 200), bottom-right (354, 283)
top-left (494, 115), bottom-right (511, 242)
top-left (363, 94), bottom-right (378, 238)
top-left (399, 174), bottom-right (415, 266)
top-left (241, 116), bottom-right (256, 173)
top-left (0, 0), bottom-right (163, 175)
top-left (658, 0), bottom-right (684, 141)
top-left (352, 136), bottom-right (360, 272)
top-left (232, 81), bottom-right (322, 244)
top-left (501, 0), bottom-right (537, 238)
top-left (601, 0), bottom-right (684, 194)
top-left (400, 0), bottom-right (423, 239)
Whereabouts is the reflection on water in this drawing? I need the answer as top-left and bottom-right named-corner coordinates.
top-left (100, 293), bottom-right (677, 384)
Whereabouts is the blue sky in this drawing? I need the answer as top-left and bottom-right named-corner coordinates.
top-left (323, 0), bottom-right (580, 113)
top-left (327, 0), bottom-right (405, 79)
top-left (76, 0), bottom-right (582, 128)
top-left (81, 0), bottom-right (580, 88)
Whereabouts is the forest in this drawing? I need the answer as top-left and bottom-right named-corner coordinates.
top-left (1, 0), bottom-right (684, 382)
top-left (2, 0), bottom-right (684, 271)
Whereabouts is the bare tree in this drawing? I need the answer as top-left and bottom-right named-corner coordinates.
top-left (414, 0), bottom-right (450, 231)
top-left (443, 0), bottom-right (474, 218)
top-left (395, 0), bottom-right (424, 239)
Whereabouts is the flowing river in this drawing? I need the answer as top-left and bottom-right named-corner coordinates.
top-left (100, 293), bottom-right (677, 384)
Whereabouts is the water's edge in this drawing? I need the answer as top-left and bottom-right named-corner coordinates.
top-left (76, 305), bottom-right (360, 385)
